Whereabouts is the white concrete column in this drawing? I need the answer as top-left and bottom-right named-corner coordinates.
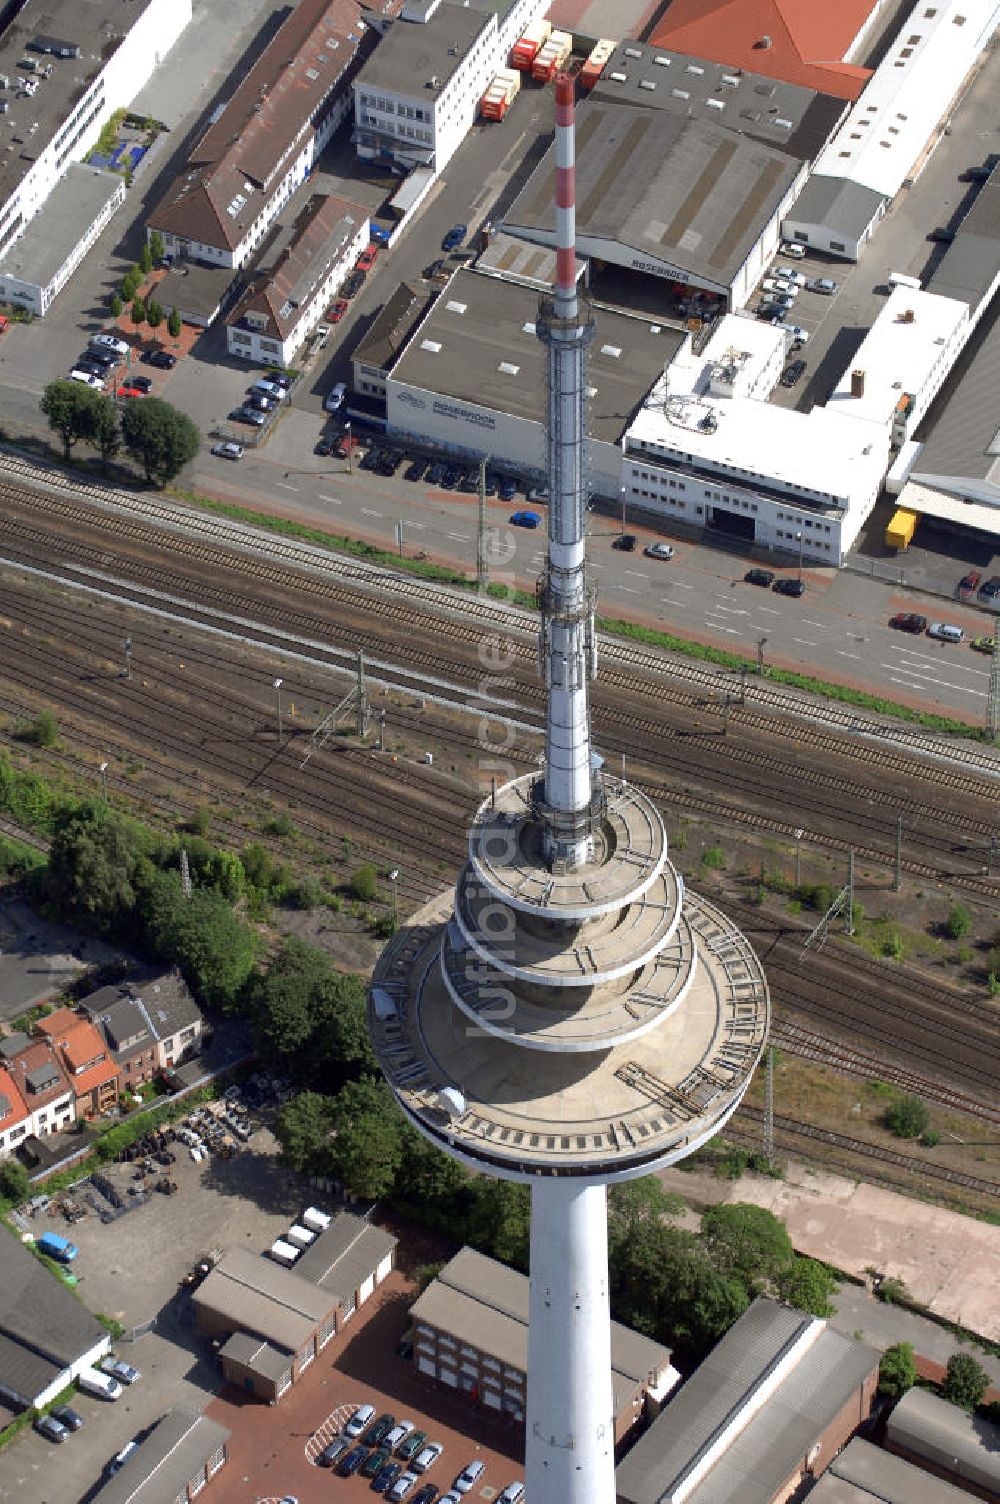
top-left (525, 1180), bottom-right (616, 1504)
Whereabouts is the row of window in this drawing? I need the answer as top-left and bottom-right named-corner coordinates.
top-left (359, 93), bottom-right (431, 123)
top-left (775, 511), bottom-right (832, 534)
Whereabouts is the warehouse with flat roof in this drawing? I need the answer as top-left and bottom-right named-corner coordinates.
top-left (408, 1247), bottom-right (678, 1443)
top-left (385, 267), bottom-right (687, 494)
top-left (502, 99), bottom-right (805, 310)
top-left (0, 164), bottom-right (125, 317)
top-left (615, 1299), bottom-right (880, 1504)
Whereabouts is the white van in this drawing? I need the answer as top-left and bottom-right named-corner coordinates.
top-left (78, 1366), bottom-right (122, 1401)
top-left (344, 1403), bottom-right (376, 1438)
top-left (888, 271), bottom-right (921, 290)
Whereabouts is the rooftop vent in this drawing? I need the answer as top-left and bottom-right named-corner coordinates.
top-left (639, 79), bottom-right (656, 90)
top-left (522, 321), bottom-right (537, 335)
top-left (600, 344), bottom-right (622, 358)
top-left (755, 33), bottom-right (773, 48)
top-left (445, 300), bottom-right (467, 313)
top-left (420, 338), bottom-right (442, 352)
top-left (624, 46), bottom-right (642, 57)
top-left (498, 361), bottom-right (519, 374)
top-left (609, 70), bottom-right (627, 82)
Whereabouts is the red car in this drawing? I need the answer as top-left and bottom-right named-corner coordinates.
top-left (328, 298), bottom-right (349, 323)
top-left (889, 612), bottom-right (927, 633)
top-left (356, 243), bottom-right (379, 272)
top-left (116, 384), bottom-right (145, 399)
top-left (957, 570), bottom-right (981, 596)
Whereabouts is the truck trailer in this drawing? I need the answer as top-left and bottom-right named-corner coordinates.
top-left (511, 18), bottom-right (550, 69)
top-left (481, 68), bottom-right (521, 120)
top-left (580, 38), bottom-right (615, 89)
top-left (531, 30), bottom-right (572, 83)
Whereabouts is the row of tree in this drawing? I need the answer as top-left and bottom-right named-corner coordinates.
top-left (40, 382), bottom-right (199, 485)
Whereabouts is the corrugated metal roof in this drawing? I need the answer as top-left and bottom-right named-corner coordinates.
top-left (819, 1436), bottom-right (982, 1504)
top-left (192, 1247), bottom-right (335, 1352)
top-left (926, 166), bottom-right (1000, 309)
top-left (785, 174), bottom-right (886, 241)
top-left (220, 1331), bottom-right (291, 1383)
top-left (0, 1228), bottom-right (107, 1404)
top-left (896, 481), bottom-right (1000, 536)
top-left (90, 1405), bottom-right (231, 1504)
top-left (911, 304), bottom-right (1000, 492)
top-left (886, 1386), bottom-right (1000, 1495)
top-left (293, 1211), bottom-right (396, 1302)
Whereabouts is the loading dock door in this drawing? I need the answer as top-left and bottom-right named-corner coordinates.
top-left (709, 506), bottom-right (755, 541)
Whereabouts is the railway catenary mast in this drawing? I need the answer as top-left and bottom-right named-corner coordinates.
top-left (368, 73), bottom-right (769, 1504)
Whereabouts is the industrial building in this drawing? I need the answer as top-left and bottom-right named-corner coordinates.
top-left (90, 1406), bottom-right (231, 1504)
top-left (353, 0), bottom-right (546, 177)
top-left (351, 280), bottom-right (435, 400)
top-left (226, 193), bottom-right (369, 367)
top-left (885, 1386), bottom-right (1000, 1500)
top-left (614, 1299), bottom-right (880, 1504)
top-left (502, 98), bottom-right (805, 309)
top-left (0, 0), bottom-right (190, 269)
top-left (0, 164), bottom-right (124, 317)
top-left (811, 1437), bottom-right (988, 1504)
top-left (587, 41), bottom-right (848, 164)
top-left (385, 266), bottom-right (686, 493)
top-left (645, 0), bottom-right (885, 102)
top-left (0, 1225), bottom-right (110, 1410)
top-left (148, 0), bottom-right (372, 272)
top-left (408, 1248), bottom-right (678, 1442)
top-left (783, 0), bottom-right (1000, 259)
top-left (193, 1213), bottom-right (395, 1403)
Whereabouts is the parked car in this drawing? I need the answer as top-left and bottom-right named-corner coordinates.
top-left (404, 458), bottom-right (428, 482)
top-left (360, 446), bottom-right (381, 472)
top-left (426, 460), bottom-right (447, 486)
top-left (69, 369), bottom-right (104, 388)
top-left (211, 442), bottom-right (244, 461)
top-left (345, 1406), bottom-right (376, 1440)
top-left (970, 635), bottom-right (995, 653)
top-left (363, 1416), bottom-right (397, 1449)
top-left (762, 276), bottom-right (798, 298)
top-left (142, 348), bottom-right (176, 369)
top-left (357, 243), bottom-right (380, 271)
top-left (496, 1485), bottom-right (525, 1504)
top-left (412, 1442), bottom-right (444, 1473)
top-left (230, 407), bottom-right (265, 427)
top-left (85, 348), bottom-right (117, 368)
top-left (266, 372), bottom-right (293, 389)
top-left (248, 394), bottom-right (274, 411)
top-left (778, 324), bottom-right (808, 347)
top-left (343, 269), bottom-right (366, 297)
top-left (116, 384), bottom-right (145, 398)
top-left (442, 223), bottom-right (467, 252)
top-left (389, 1472), bottom-right (420, 1501)
top-left (779, 241), bottom-right (807, 258)
top-left (34, 1414), bottom-right (69, 1444)
top-left (644, 541), bottom-right (674, 560)
top-left (441, 466), bottom-right (461, 489)
top-left (927, 621), bottom-right (963, 641)
top-left (51, 1406), bottom-right (83, 1432)
top-left (780, 358), bottom-right (807, 387)
top-left (74, 358), bottom-right (107, 378)
top-left (773, 577), bottom-right (805, 597)
top-left (329, 298), bottom-right (350, 322)
top-left (90, 332), bottom-right (129, 356)
top-left (424, 258), bottom-right (450, 281)
top-left (374, 1462), bottom-right (403, 1495)
top-left (889, 612), bottom-right (927, 633)
top-left (510, 510), bottom-right (541, 529)
top-left (251, 378), bottom-right (287, 401)
top-left (397, 1430), bottom-right (428, 1462)
top-left (453, 1460), bottom-right (486, 1495)
top-left (385, 1423), bottom-right (415, 1451)
top-left (756, 304), bottom-right (783, 321)
top-left (957, 569), bottom-right (981, 595)
top-left (338, 1446), bottom-right (370, 1476)
top-left (315, 438), bottom-right (336, 457)
top-left (324, 380), bottom-right (347, 412)
top-left (774, 266), bottom-right (807, 286)
top-left (527, 486), bottom-right (550, 502)
top-left (808, 277), bottom-right (838, 294)
top-left (612, 533), bottom-right (637, 551)
top-left (101, 1357), bottom-right (140, 1385)
top-left (745, 567), bottom-right (775, 587)
top-left (318, 1438), bottom-right (350, 1468)
top-left (977, 575), bottom-right (1000, 601)
top-left (411, 1487), bottom-right (440, 1504)
top-left (362, 1446), bottom-right (393, 1479)
top-left (498, 475), bottom-right (518, 501)
top-left (129, 375), bottom-right (153, 392)
top-left (108, 1440), bottom-right (138, 1474)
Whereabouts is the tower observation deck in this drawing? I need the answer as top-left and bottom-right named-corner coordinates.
top-left (368, 73), bottom-right (769, 1504)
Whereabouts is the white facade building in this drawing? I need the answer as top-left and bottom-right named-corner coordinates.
top-left (0, 165), bottom-right (125, 316)
top-left (784, 0), bottom-right (1000, 258)
top-left (0, 0), bottom-right (190, 269)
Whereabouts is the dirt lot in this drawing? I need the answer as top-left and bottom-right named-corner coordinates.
top-left (203, 1269), bottom-right (523, 1504)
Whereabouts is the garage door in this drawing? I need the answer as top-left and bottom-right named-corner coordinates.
top-left (358, 1273), bottom-right (375, 1305)
top-left (417, 1355), bottom-right (436, 1378)
top-left (376, 1254), bottom-right (393, 1283)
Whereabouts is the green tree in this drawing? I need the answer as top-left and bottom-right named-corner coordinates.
top-left (149, 229), bottom-right (165, 263)
top-left (89, 395), bottom-right (120, 467)
top-left (146, 298), bottom-right (163, 329)
top-left (611, 1219), bottom-right (748, 1365)
top-left (0, 1159), bottom-right (30, 1205)
top-left (878, 1341), bottom-right (917, 1397)
top-left (167, 306), bottom-right (181, 339)
top-left (608, 1177), bottom-right (684, 1241)
top-left (121, 267), bottom-right (140, 301)
top-left (139, 242), bottom-right (153, 274)
top-left (350, 863), bottom-right (379, 902)
top-left (465, 1179), bottom-right (531, 1269)
top-left (149, 880), bottom-right (257, 1010)
top-left (249, 938), bottom-right (375, 1087)
top-left (701, 1202), bottom-right (794, 1292)
top-left (776, 1257), bottom-right (838, 1316)
top-left (275, 1090), bottom-right (338, 1176)
top-left (942, 1351), bottom-right (990, 1411)
top-left (327, 1077), bottom-right (404, 1199)
top-left (884, 1094), bottom-right (930, 1139)
top-left (131, 296), bottom-right (146, 325)
top-left (40, 380), bottom-right (100, 459)
top-left (109, 292), bottom-right (123, 319)
top-left (120, 397), bottom-right (199, 486)
top-left (944, 904), bottom-right (971, 940)
top-left (19, 709), bottom-right (59, 748)
top-left (46, 800), bottom-right (151, 936)
top-left (395, 1125), bottom-right (468, 1208)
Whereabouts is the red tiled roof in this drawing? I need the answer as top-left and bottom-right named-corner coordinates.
top-left (648, 0), bottom-right (875, 101)
top-left (4, 1039), bottom-right (72, 1108)
top-left (71, 1055), bottom-right (119, 1100)
top-left (34, 1009), bottom-right (117, 1095)
top-left (0, 1066), bottom-right (28, 1127)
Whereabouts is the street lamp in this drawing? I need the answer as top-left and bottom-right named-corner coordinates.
top-left (796, 530), bottom-right (804, 583)
top-left (619, 484), bottom-right (627, 537)
top-left (99, 760), bottom-right (108, 801)
top-left (756, 635), bottom-right (768, 675)
top-left (273, 677), bottom-right (284, 744)
top-left (345, 420), bottom-right (352, 476)
top-left (389, 868), bottom-right (399, 924)
top-left (123, 636), bottom-right (132, 680)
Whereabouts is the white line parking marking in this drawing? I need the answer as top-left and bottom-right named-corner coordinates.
top-left (791, 637), bottom-right (816, 646)
top-left (446, 531), bottom-right (468, 541)
top-left (758, 605), bottom-right (781, 615)
top-left (318, 494), bottom-right (340, 505)
top-left (276, 482), bottom-right (298, 492)
top-left (361, 507), bottom-right (382, 517)
top-left (801, 618), bottom-right (825, 628)
top-left (836, 650), bottom-right (860, 659)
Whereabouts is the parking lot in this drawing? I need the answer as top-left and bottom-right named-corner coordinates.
top-left (0, 898), bottom-right (121, 1021)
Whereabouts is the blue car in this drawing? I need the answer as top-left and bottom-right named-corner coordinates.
top-left (338, 1446), bottom-right (369, 1477)
top-left (373, 1462), bottom-right (403, 1494)
top-left (497, 475), bottom-right (518, 502)
top-left (510, 510), bottom-right (541, 529)
top-left (442, 223), bottom-right (467, 252)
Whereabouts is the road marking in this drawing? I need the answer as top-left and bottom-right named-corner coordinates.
top-left (836, 649), bottom-right (861, 659)
top-left (706, 605), bottom-right (748, 617)
top-left (446, 531), bottom-right (468, 541)
top-left (624, 570), bottom-right (648, 579)
top-left (619, 586), bottom-right (640, 594)
top-left (791, 637), bottom-right (816, 646)
top-left (408, 521), bottom-right (426, 530)
top-left (318, 494), bottom-right (340, 505)
top-left (886, 666), bottom-right (986, 697)
top-left (671, 581), bottom-right (694, 590)
top-left (361, 507), bottom-right (382, 517)
top-left (757, 605), bottom-right (781, 615)
top-left (276, 482), bottom-right (298, 492)
top-left (891, 648), bottom-right (987, 678)
top-left (712, 626), bottom-right (740, 635)
top-left (802, 618), bottom-right (825, 628)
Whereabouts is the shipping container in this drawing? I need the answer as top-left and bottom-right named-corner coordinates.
top-left (885, 507), bottom-right (918, 550)
top-left (531, 30), bottom-right (572, 82)
top-left (580, 38), bottom-right (615, 89)
top-left (481, 67), bottom-right (521, 120)
top-left (37, 1231), bottom-right (78, 1263)
top-left (511, 17), bottom-right (551, 69)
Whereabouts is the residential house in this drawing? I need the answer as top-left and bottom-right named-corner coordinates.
top-left (0, 1034), bottom-right (74, 1141)
top-left (35, 1008), bottom-right (119, 1118)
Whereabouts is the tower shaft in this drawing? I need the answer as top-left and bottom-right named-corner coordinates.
top-left (536, 72), bottom-right (597, 868)
top-left (526, 1180), bottom-right (616, 1501)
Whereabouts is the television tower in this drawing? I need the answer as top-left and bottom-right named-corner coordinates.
top-left (369, 74), bottom-right (769, 1504)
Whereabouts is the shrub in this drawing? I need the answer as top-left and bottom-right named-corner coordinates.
top-left (16, 710), bottom-right (59, 748)
top-left (920, 1129), bottom-right (940, 1148)
top-left (109, 292), bottom-right (123, 318)
top-left (944, 904), bottom-right (971, 940)
top-left (884, 1094), bottom-right (930, 1140)
top-left (702, 846), bottom-right (727, 870)
top-left (883, 931), bottom-right (904, 960)
top-left (942, 1351), bottom-right (989, 1411)
top-left (874, 1275), bottom-right (909, 1305)
top-left (131, 296), bottom-right (146, 325)
top-left (879, 1342), bottom-right (917, 1397)
top-left (167, 307), bottom-right (181, 339)
top-left (139, 243), bottom-right (153, 274)
top-left (350, 863), bottom-right (378, 902)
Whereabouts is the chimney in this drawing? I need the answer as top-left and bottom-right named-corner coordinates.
top-left (851, 369), bottom-right (865, 398)
top-left (900, 308), bottom-right (915, 323)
